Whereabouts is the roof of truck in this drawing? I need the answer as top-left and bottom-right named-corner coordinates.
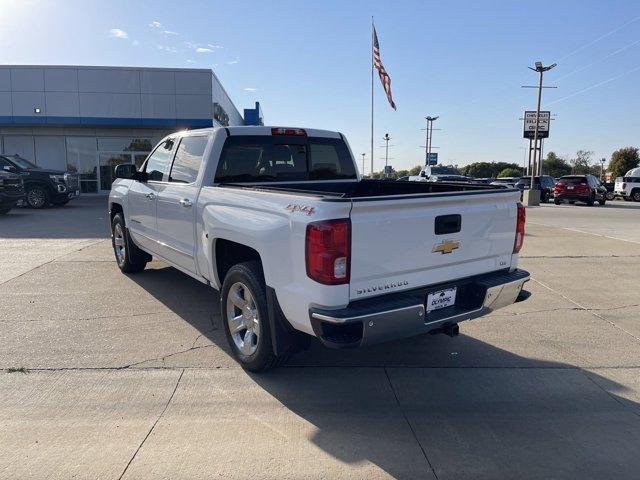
top-left (180, 125), bottom-right (342, 139)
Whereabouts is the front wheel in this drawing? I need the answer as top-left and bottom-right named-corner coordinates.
top-left (111, 213), bottom-right (148, 273)
top-left (221, 261), bottom-right (287, 372)
top-left (632, 191), bottom-right (640, 202)
top-left (554, 198), bottom-right (561, 205)
top-left (25, 185), bottom-right (50, 208)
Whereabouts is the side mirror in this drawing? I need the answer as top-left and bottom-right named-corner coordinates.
top-left (114, 164), bottom-right (138, 180)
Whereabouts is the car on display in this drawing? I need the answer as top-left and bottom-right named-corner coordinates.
top-left (0, 169), bottom-right (25, 215)
top-left (614, 168), bottom-right (640, 201)
top-left (0, 154), bottom-right (80, 209)
top-left (109, 126), bottom-right (530, 372)
top-left (515, 175), bottom-right (556, 203)
top-left (553, 174), bottom-right (607, 206)
top-left (491, 177), bottom-right (520, 188)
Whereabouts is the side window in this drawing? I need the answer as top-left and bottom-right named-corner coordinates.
top-left (144, 139), bottom-right (175, 181)
top-left (169, 136), bottom-right (208, 184)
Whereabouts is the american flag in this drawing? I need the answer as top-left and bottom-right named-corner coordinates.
top-left (373, 25), bottom-right (396, 110)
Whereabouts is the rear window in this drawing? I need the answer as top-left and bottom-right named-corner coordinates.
top-left (559, 176), bottom-right (586, 185)
top-left (214, 136), bottom-right (357, 183)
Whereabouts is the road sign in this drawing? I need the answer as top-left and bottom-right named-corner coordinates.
top-left (384, 165), bottom-right (393, 174)
top-left (523, 111), bottom-right (550, 139)
top-left (426, 152), bottom-right (438, 165)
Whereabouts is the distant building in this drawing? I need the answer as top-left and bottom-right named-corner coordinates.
top-left (0, 65), bottom-right (260, 193)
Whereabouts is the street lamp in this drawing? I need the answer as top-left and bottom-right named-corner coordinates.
top-left (526, 61), bottom-right (556, 206)
top-left (425, 116), bottom-right (439, 165)
top-left (361, 153), bottom-right (366, 176)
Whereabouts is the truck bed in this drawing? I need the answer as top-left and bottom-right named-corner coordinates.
top-left (219, 179), bottom-right (511, 200)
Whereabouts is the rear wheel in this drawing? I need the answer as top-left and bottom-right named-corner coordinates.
top-left (606, 192), bottom-right (615, 201)
top-left (632, 191), bottom-right (640, 202)
top-left (111, 213), bottom-right (148, 273)
top-left (221, 261), bottom-right (288, 372)
top-left (25, 185), bottom-right (49, 208)
top-left (554, 198), bottom-right (561, 205)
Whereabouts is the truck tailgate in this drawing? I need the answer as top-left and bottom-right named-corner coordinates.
top-left (348, 191), bottom-right (519, 300)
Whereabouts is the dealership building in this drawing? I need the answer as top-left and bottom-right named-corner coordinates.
top-left (0, 65), bottom-right (262, 193)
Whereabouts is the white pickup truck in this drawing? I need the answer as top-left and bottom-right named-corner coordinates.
top-left (614, 167), bottom-right (640, 201)
top-left (109, 126), bottom-right (530, 371)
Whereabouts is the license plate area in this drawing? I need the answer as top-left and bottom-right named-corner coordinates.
top-left (426, 287), bottom-right (457, 313)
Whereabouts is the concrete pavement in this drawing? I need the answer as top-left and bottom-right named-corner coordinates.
top-left (1, 197), bottom-right (640, 479)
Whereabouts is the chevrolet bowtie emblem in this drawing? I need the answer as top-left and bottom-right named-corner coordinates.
top-left (433, 239), bottom-right (460, 254)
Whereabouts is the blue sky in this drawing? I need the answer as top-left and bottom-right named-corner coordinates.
top-left (1, 0), bottom-right (639, 173)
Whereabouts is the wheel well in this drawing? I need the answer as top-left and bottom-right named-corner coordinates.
top-left (215, 239), bottom-right (262, 284)
top-left (110, 203), bottom-right (123, 223)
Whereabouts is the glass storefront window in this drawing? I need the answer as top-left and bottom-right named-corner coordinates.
top-left (99, 153), bottom-right (132, 191)
top-left (66, 137), bottom-right (98, 193)
top-left (97, 137), bottom-right (153, 152)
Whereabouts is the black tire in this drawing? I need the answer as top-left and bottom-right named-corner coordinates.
top-left (221, 261), bottom-right (287, 372)
top-left (25, 185), bottom-right (50, 208)
top-left (542, 191), bottom-right (549, 203)
top-left (586, 193), bottom-right (594, 206)
top-left (554, 198), bottom-right (561, 205)
top-left (606, 192), bottom-right (615, 201)
top-left (111, 213), bottom-right (148, 273)
top-left (0, 207), bottom-right (11, 215)
top-left (632, 191), bottom-right (640, 202)
top-left (598, 198), bottom-right (606, 205)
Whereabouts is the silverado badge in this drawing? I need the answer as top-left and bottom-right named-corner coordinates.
top-left (433, 239), bottom-right (460, 254)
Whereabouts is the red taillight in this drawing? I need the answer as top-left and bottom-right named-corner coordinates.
top-left (306, 219), bottom-right (351, 285)
top-left (513, 203), bottom-right (526, 254)
top-left (271, 127), bottom-right (307, 136)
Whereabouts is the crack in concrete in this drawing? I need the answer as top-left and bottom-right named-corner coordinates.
top-left (384, 367), bottom-right (439, 479)
top-left (582, 371), bottom-right (640, 420)
top-left (531, 278), bottom-right (640, 343)
top-left (118, 368), bottom-right (184, 480)
top-left (491, 303), bottom-right (640, 318)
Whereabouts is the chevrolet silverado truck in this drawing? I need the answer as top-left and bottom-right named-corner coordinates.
top-left (614, 167), bottom-right (640, 201)
top-left (108, 126), bottom-right (530, 371)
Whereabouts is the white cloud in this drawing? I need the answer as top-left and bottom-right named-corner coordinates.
top-left (186, 59), bottom-right (195, 64)
top-left (150, 21), bottom-right (163, 28)
top-left (109, 28), bottom-right (129, 39)
top-left (243, 87), bottom-right (259, 92)
top-left (227, 59), bottom-right (239, 65)
top-left (163, 30), bottom-right (178, 35)
top-left (157, 45), bottom-right (178, 53)
top-left (196, 47), bottom-right (214, 53)
top-left (207, 44), bottom-right (223, 49)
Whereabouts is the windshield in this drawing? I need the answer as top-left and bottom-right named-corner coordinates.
top-left (5, 155), bottom-right (38, 169)
top-left (214, 136), bottom-right (357, 183)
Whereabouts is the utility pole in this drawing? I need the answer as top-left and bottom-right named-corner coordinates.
top-left (526, 61), bottom-right (556, 206)
top-left (383, 133), bottom-right (391, 176)
top-left (600, 157), bottom-right (606, 180)
top-left (361, 153), bottom-right (366, 176)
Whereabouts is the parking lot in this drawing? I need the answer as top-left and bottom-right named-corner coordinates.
top-left (1, 197), bottom-right (640, 479)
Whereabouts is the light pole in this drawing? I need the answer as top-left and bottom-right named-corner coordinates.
top-left (383, 133), bottom-right (391, 176)
top-left (361, 153), bottom-right (366, 176)
top-left (600, 157), bottom-right (606, 180)
top-left (527, 61), bottom-right (556, 205)
top-left (425, 116), bottom-right (438, 165)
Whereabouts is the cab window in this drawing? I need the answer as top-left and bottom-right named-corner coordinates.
top-left (145, 139), bottom-right (175, 181)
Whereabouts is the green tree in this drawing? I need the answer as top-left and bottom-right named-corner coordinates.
top-left (570, 150), bottom-right (594, 174)
top-left (542, 152), bottom-right (571, 178)
top-left (409, 165), bottom-right (423, 176)
top-left (460, 161), bottom-right (521, 178)
top-left (609, 147), bottom-right (639, 178)
top-left (498, 167), bottom-right (522, 178)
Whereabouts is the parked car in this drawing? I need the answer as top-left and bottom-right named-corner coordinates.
top-left (109, 126), bottom-right (530, 371)
top-left (491, 177), bottom-right (520, 188)
top-left (614, 169), bottom-right (640, 201)
top-left (601, 182), bottom-right (616, 201)
top-left (553, 174), bottom-right (607, 206)
top-left (0, 154), bottom-right (80, 208)
top-left (427, 174), bottom-right (472, 183)
top-left (515, 175), bottom-right (556, 203)
top-left (0, 169), bottom-right (25, 214)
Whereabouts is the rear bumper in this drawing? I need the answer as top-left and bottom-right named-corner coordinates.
top-left (555, 193), bottom-right (589, 201)
top-left (309, 269), bottom-right (530, 348)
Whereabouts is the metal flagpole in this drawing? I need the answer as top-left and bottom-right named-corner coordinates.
top-left (370, 17), bottom-right (374, 177)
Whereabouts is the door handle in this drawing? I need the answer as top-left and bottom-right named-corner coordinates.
top-left (145, 192), bottom-right (156, 200)
top-left (179, 198), bottom-right (193, 207)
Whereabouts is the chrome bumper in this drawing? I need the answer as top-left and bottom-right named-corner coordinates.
top-left (309, 269), bottom-right (530, 348)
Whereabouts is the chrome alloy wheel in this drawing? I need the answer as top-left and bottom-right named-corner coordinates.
top-left (226, 282), bottom-right (260, 356)
top-left (113, 223), bottom-right (126, 266)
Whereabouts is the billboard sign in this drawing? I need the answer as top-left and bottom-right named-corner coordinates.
top-left (523, 111), bottom-right (550, 139)
top-left (426, 152), bottom-right (438, 165)
top-left (384, 165), bottom-right (394, 174)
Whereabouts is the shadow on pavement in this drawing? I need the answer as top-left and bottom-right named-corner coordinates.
top-left (129, 264), bottom-right (640, 479)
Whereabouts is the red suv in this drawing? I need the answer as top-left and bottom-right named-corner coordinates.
top-left (553, 175), bottom-right (607, 206)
